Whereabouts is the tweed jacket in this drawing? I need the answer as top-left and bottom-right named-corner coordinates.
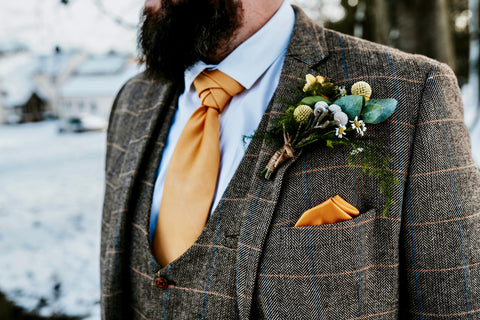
top-left (101, 6), bottom-right (480, 320)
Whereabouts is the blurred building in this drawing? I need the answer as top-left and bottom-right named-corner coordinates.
top-left (58, 54), bottom-right (140, 121)
top-left (0, 50), bottom-right (141, 125)
top-left (0, 52), bottom-right (49, 124)
top-left (33, 50), bottom-right (87, 119)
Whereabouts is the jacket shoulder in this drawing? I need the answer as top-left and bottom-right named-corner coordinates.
top-left (322, 28), bottom-right (453, 79)
top-left (111, 71), bottom-right (178, 116)
top-left (107, 71), bottom-right (172, 138)
top-left (115, 71), bottom-right (165, 101)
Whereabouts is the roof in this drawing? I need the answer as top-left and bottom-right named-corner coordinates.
top-left (0, 52), bottom-right (141, 107)
top-left (36, 52), bottom-right (77, 76)
top-left (59, 64), bottom-right (142, 98)
top-left (0, 53), bottom-right (40, 107)
top-left (0, 39), bottom-right (28, 54)
top-left (75, 54), bottom-right (128, 75)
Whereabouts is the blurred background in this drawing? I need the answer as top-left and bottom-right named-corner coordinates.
top-left (0, 0), bottom-right (478, 319)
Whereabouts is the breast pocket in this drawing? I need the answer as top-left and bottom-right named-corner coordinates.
top-left (255, 208), bottom-right (400, 319)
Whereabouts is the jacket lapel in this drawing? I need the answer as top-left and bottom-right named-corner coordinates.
top-left (114, 80), bottom-right (181, 228)
top-left (235, 7), bottom-right (330, 319)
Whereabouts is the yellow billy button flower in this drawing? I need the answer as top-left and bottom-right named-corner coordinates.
top-left (351, 81), bottom-right (372, 101)
top-left (294, 105), bottom-right (313, 123)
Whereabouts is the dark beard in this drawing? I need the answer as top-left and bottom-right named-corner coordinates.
top-left (138, 0), bottom-right (243, 82)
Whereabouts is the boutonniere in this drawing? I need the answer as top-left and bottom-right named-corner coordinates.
top-left (258, 74), bottom-right (400, 215)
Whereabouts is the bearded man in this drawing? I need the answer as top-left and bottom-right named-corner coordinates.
top-left (101, 0), bottom-right (480, 319)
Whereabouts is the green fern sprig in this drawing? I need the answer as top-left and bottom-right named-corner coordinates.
top-left (346, 142), bottom-right (400, 216)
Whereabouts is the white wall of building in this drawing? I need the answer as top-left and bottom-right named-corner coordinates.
top-left (59, 96), bottom-right (113, 120)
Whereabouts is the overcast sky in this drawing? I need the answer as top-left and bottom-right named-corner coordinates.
top-left (0, 0), bottom-right (141, 54)
top-left (0, 0), bottom-right (343, 55)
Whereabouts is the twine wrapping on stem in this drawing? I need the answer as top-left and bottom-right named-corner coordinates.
top-left (264, 125), bottom-right (294, 179)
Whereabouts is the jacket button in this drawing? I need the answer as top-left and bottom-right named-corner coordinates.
top-left (154, 276), bottom-right (168, 289)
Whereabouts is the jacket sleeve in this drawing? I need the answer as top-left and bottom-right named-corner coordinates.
top-left (104, 81), bottom-right (129, 169)
top-left (400, 62), bottom-right (480, 318)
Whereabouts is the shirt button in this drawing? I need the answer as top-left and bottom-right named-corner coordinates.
top-left (154, 276), bottom-right (168, 289)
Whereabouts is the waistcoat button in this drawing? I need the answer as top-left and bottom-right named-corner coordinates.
top-left (154, 276), bottom-right (168, 289)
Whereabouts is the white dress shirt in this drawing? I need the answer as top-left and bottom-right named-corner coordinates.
top-left (150, 0), bottom-right (295, 241)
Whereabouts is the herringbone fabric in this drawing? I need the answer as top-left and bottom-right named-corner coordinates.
top-left (153, 70), bottom-right (244, 267)
top-left (100, 6), bottom-right (480, 319)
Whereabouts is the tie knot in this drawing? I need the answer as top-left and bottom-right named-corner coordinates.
top-left (193, 70), bottom-right (244, 113)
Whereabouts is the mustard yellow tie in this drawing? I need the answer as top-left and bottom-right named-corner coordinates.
top-left (153, 70), bottom-right (244, 266)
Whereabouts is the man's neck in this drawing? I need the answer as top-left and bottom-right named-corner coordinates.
top-left (206, 0), bottom-right (284, 64)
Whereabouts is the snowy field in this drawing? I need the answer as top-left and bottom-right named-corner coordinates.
top-left (0, 121), bottom-right (105, 319)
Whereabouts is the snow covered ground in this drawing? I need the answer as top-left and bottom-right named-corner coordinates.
top-left (0, 121), bottom-right (105, 319)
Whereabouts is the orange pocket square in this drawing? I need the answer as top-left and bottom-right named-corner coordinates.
top-left (294, 195), bottom-right (360, 227)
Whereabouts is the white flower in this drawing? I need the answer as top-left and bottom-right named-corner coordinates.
top-left (335, 125), bottom-right (347, 138)
top-left (350, 147), bottom-right (364, 156)
top-left (350, 116), bottom-right (367, 136)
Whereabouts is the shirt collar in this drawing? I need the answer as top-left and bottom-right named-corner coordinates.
top-left (184, 0), bottom-right (295, 91)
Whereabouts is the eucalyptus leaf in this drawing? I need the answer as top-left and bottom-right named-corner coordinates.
top-left (333, 95), bottom-right (365, 120)
top-left (362, 103), bottom-right (383, 124)
top-left (366, 99), bottom-right (398, 124)
top-left (300, 95), bottom-right (331, 107)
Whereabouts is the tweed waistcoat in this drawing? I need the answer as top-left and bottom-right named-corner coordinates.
top-left (101, 6), bottom-right (480, 320)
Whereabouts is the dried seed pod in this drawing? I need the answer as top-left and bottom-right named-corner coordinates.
top-left (333, 111), bottom-right (349, 126)
top-left (328, 104), bottom-right (342, 113)
top-left (315, 109), bottom-right (330, 126)
top-left (314, 101), bottom-right (329, 116)
top-left (315, 120), bottom-right (331, 129)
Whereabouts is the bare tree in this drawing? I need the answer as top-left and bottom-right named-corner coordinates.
top-left (372, 0), bottom-right (390, 45)
top-left (61, 0), bottom-right (139, 30)
top-left (93, 0), bottom-right (138, 30)
top-left (330, 0), bottom-right (458, 71)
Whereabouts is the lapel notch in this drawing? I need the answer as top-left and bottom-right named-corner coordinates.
top-left (287, 6), bottom-right (330, 69)
top-left (114, 80), bottom-right (180, 225)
